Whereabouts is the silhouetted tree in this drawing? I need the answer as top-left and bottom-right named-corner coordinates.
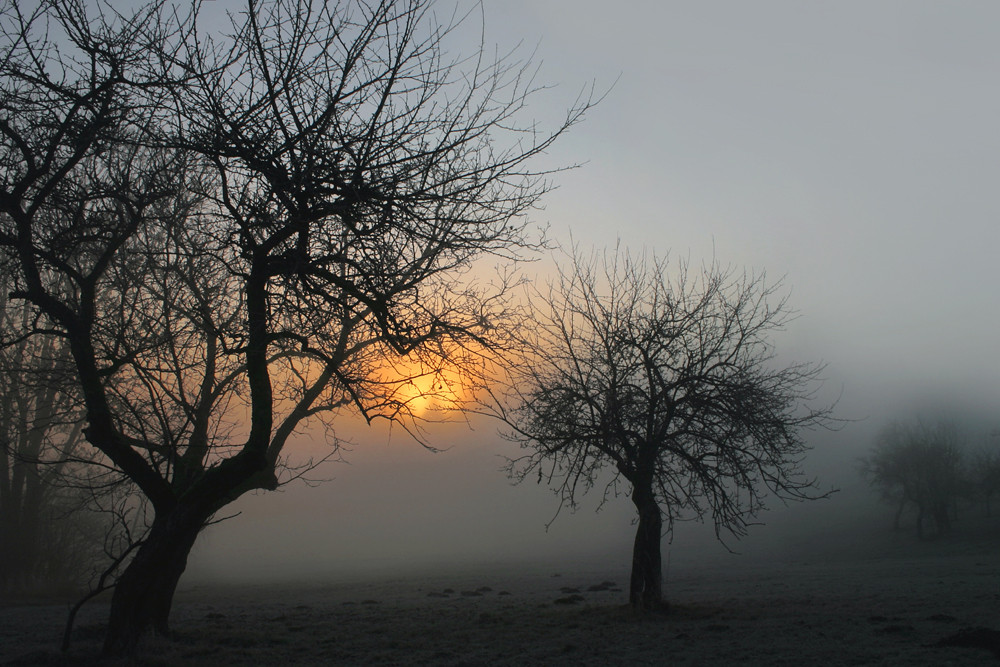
top-left (494, 248), bottom-right (833, 611)
top-left (861, 421), bottom-right (965, 538)
top-left (0, 0), bottom-right (589, 654)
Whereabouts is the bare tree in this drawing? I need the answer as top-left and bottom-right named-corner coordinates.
top-left (0, 0), bottom-right (590, 654)
top-left (491, 248), bottom-right (833, 611)
top-left (861, 420), bottom-right (966, 538)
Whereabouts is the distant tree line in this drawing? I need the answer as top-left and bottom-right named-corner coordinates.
top-left (0, 273), bottom-right (138, 599)
top-left (860, 419), bottom-right (1000, 539)
top-left (1, 280), bottom-right (91, 595)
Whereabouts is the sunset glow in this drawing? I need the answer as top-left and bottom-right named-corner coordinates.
top-left (379, 354), bottom-right (480, 420)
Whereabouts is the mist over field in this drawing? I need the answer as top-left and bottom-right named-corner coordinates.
top-left (184, 373), bottom-right (999, 586)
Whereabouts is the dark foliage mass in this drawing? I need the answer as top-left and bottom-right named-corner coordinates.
top-left (491, 248), bottom-right (834, 610)
top-left (0, 0), bottom-right (589, 654)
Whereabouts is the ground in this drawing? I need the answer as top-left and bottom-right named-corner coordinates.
top-left (2, 530), bottom-right (998, 666)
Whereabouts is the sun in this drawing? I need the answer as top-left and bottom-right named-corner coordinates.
top-left (382, 355), bottom-right (474, 419)
top-left (395, 373), bottom-right (438, 417)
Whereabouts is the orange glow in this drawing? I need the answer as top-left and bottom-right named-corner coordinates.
top-left (381, 354), bottom-right (477, 420)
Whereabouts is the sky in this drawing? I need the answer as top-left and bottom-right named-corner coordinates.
top-left (479, 0), bottom-right (1000, 409)
top-left (188, 0), bottom-right (1000, 582)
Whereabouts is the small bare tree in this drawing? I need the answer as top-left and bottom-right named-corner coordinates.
top-left (0, 0), bottom-right (590, 654)
top-left (492, 248), bottom-right (833, 611)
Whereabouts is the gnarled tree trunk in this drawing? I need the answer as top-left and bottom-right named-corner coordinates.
top-left (101, 505), bottom-right (209, 656)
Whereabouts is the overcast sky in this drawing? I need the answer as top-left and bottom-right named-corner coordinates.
top-left (189, 1), bottom-right (1000, 581)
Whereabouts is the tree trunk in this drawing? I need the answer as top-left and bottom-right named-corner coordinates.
top-left (101, 506), bottom-right (206, 656)
top-left (629, 494), bottom-right (665, 612)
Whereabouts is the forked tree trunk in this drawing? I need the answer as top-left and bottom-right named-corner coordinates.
top-left (629, 493), bottom-right (665, 611)
top-left (102, 506), bottom-right (208, 656)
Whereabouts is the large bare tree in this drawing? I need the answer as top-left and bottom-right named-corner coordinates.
top-left (493, 248), bottom-right (833, 611)
top-left (0, 0), bottom-right (589, 654)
